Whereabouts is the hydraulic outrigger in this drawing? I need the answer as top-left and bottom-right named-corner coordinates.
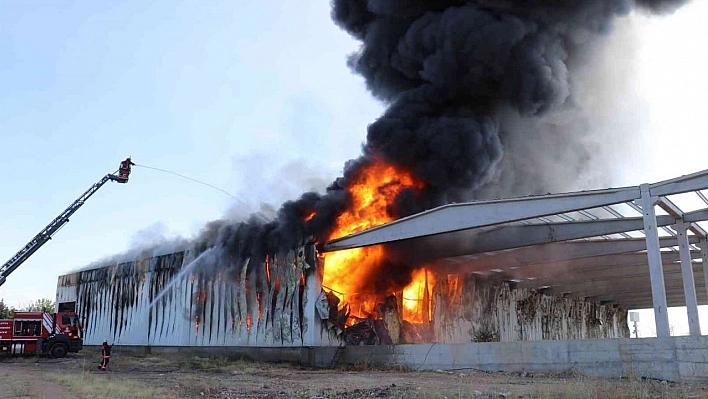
top-left (0, 158), bottom-right (134, 287)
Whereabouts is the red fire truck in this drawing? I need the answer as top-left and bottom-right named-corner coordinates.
top-left (0, 311), bottom-right (83, 358)
top-left (0, 160), bottom-right (130, 359)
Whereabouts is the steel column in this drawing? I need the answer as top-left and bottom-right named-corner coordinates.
top-left (639, 184), bottom-right (671, 337)
top-left (701, 239), bottom-right (708, 310)
top-left (676, 219), bottom-right (701, 336)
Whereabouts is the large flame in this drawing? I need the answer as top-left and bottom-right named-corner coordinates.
top-left (321, 159), bottom-right (432, 321)
top-left (403, 268), bottom-right (435, 323)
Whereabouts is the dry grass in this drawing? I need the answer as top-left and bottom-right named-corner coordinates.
top-left (401, 373), bottom-right (696, 399)
top-left (44, 370), bottom-right (167, 399)
top-left (529, 376), bottom-right (691, 398)
top-left (7, 351), bottom-right (704, 399)
top-left (0, 376), bottom-right (34, 398)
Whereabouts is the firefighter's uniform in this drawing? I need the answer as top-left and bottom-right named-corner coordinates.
top-left (98, 341), bottom-right (111, 371)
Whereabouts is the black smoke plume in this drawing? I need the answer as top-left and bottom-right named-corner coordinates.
top-left (206, 0), bottom-right (688, 294)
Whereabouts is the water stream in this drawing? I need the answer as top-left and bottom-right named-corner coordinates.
top-left (148, 247), bottom-right (218, 310)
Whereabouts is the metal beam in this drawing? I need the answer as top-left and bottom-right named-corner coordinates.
top-left (657, 196), bottom-right (684, 218)
top-left (446, 250), bottom-right (700, 277)
top-left (386, 215), bottom-right (680, 263)
top-left (684, 208), bottom-right (708, 224)
top-left (428, 237), bottom-right (695, 275)
top-left (381, 209), bottom-right (708, 263)
top-left (700, 239), bottom-right (708, 305)
top-left (540, 271), bottom-right (706, 297)
top-left (588, 286), bottom-right (708, 301)
top-left (639, 184), bottom-right (670, 338)
top-left (689, 222), bottom-right (708, 239)
top-left (559, 289), bottom-right (708, 308)
top-left (675, 219), bottom-right (701, 336)
top-left (610, 295), bottom-right (708, 310)
top-left (512, 261), bottom-right (703, 289)
top-left (649, 168), bottom-right (708, 198)
top-left (505, 256), bottom-right (701, 286)
top-left (322, 186), bottom-right (642, 251)
top-left (564, 290), bottom-right (707, 304)
top-left (323, 169), bottom-right (708, 253)
top-left (592, 289), bottom-right (708, 304)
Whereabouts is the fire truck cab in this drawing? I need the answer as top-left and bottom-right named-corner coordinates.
top-left (0, 311), bottom-right (83, 358)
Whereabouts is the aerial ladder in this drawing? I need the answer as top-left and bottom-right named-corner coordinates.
top-left (0, 158), bottom-right (134, 287)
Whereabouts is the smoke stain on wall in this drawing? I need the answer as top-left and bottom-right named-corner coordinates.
top-left (57, 243), bottom-right (319, 347)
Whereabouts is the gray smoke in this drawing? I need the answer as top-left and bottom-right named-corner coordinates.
top-left (73, 223), bottom-right (192, 273)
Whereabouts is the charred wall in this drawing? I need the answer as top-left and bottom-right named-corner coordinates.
top-left (57, 248), bottom-right (628, 347)
top-left (56, 244), bottom-right (331, 347)
top-left (432, 274), bottom-right (630, 343)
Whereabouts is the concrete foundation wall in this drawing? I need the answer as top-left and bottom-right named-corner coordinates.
top-left (340, 337), bottom-right (708, 383)
top-left (103, 336), bottom-right (708, 383)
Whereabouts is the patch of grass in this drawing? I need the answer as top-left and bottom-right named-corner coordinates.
top-left (59, 352), bottom-right (703, 399)
top-left (470, 327), bottom-right (499, 343)
top-left (342, 357), bottom-right (393, 371)
top-left (0, 371), bottom-right (36, 398)
top-left (112, 355), bottom-right (177, 371)
top-left (171, 373), bottom-right (229, 397)
top-left (176, 355), bottom-right (259, 374)
top-left (391, 372), bottom-right (696, 399)
top-left (539, 376), bottom-right (691, 399)
top-left (0, 381), bottom-right (33, 398)
top-left (487, 374), bottom-right (692, 399)
top-left (45, 371), bottom-right (167, 399)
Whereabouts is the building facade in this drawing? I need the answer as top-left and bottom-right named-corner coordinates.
top-left (56, 243), bottom-right (628, 347)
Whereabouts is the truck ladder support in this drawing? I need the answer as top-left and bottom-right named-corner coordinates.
top-left (0, 170), bottom-right (126, 286)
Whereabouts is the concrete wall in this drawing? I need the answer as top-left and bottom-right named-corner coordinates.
top-left (105, 336), bottom-right (708, 383)
top-left (336, 336), bottom-right (708, 383)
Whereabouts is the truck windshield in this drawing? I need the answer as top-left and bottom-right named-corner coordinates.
top-left (61, 315), bottom-right (77, 327)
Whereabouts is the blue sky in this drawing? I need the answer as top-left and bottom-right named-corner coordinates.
top-left (0, 1), bottom-right (384, 306)
top-left (1, 1), bottom-right (708, 336)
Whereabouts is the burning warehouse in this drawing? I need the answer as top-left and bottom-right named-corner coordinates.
top-left (54, 0), bottom-right (708, 379)
top-left (55, 167), bottom-right (708, 348)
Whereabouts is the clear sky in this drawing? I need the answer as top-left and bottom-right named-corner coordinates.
top-left (1, 1), bottom-right (707, 337)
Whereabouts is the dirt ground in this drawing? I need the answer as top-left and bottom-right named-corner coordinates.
top-left (0, 351), bottom-right (707, 399)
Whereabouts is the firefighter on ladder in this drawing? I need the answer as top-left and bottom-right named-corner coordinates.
top-left (98, 341), bottom-right (111, 371)
top-left (118, 157), bottom-right (135, 182)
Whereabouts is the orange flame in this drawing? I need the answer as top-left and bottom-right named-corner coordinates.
top-left (265, 255), bottom-right (271, 284)
top-left (402, 268), bottom-right (434, 323)
top-left (323, 159), bottom-right (426, 319)
top-left (304, 211), bottom-right (316, 222)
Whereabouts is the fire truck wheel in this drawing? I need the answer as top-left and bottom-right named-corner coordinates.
top-left (50, 343), bottom-right (69, 359)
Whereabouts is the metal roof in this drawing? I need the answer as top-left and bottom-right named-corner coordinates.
top-left (321, 169), bottom-right (708, 310)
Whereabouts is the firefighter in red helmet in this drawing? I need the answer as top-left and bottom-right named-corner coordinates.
top-left (97, 341), bottom-right (111, 371)
top-left (117, 157), bottom-right (135, 182)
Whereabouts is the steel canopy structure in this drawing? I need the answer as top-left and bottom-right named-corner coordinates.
top-left (322, 169), bottom-right (708, 338)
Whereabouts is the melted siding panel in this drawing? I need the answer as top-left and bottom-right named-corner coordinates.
top-left (56, 244), bottom-right (323, 346)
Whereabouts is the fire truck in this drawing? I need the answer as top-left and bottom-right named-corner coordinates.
top-left (0, 158), bottom-right (133, 358)
top-left (0, 311), bottom-right (82, 358)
